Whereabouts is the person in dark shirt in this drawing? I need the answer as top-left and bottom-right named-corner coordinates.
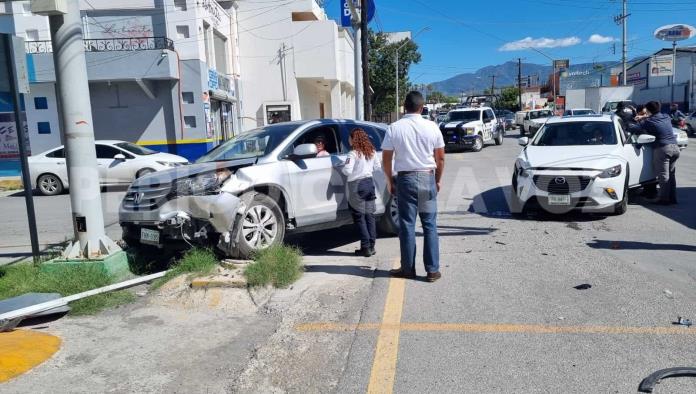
top-left (615, 101), bottom-right (636, 132)
top-left (635, 101), bottom-right (680, 204)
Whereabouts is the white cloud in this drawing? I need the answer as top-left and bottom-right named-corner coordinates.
top-left (588, 34), bottom-right (616, 44)
top-left (499, 36), bottom-right (581, 51)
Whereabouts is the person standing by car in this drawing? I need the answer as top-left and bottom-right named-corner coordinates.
top-left (635, 101), bottom-right (680, 205)
top-left (615, 101), bottom-right (636, 131)
top-left (339, 128), bottom-right (380, 257)
top-left (382, 91), bottom-right (446, 282)
top-left (669, 103), bottom-right (687, 128)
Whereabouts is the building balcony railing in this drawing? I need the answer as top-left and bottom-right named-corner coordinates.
top-left (25, 37), bottom-right (174, 54)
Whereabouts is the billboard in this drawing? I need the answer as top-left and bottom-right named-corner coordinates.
top-left (650, 55), bottom-right (674, 77)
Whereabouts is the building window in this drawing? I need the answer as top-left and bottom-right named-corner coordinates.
top-left (25, 29), bottom-right (39, 41)
top-left (176, 25), bottom-right (189, 39)
top-left (37, 122), bottom-right (51, 134)
top-left (34, 97), bottom-right (48, 110)
top-left (174, 0), bottom-right (187, 11)
top-left (184, 116), bottom-right (197, 128)
top-left (182, 92), bottom-right (194, 104)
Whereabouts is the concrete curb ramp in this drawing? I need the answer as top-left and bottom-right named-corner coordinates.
top-left (0, 330), bottom-right (61, 382)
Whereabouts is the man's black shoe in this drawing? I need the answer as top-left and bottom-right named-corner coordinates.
top-left (368, 247), bottom-right (376, 256)
top-left (426, 272), bottom-right (442, 283)
top-left (389, 268), bottom-right (416, 279)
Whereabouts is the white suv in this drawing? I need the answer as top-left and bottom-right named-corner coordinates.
top-left (438, 107), bottom-right (504, 152)
top-left (511, 115), bottom-right (657, 215)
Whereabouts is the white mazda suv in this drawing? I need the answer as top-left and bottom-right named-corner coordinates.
top-left (511, 115), bottom-right (657, 215)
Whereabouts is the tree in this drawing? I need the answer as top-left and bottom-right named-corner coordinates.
top-left (499, 87), bottom-right (521, 111)
top-left (368, 30), bottom-right (422, 115)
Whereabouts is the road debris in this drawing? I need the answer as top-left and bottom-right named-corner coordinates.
top-left (663, 289), bottom-right (673, 299)
top-left (638, 367), bottom-right (696, 393)
top-left (673, 317), bottom-right (692, 327)
top-left (573, 284), bottom-right (592, 290)
top-left (495, 241), bottom-right (507, 246)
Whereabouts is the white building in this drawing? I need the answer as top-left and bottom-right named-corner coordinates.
top-left (236, 0), bottom-right (356, 129)
top-left (0, 0), bottom-right (242, 160)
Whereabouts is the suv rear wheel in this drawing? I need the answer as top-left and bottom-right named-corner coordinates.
top-left (236, 192), bottom-right (285, 258)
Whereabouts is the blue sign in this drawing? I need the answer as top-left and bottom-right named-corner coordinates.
top-left (208, 69), bottom-right (218, 90)
top-left (341, 0), bottom-right (375, 28)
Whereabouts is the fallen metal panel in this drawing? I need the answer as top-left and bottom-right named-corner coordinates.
top-left (0, 293), bottom-right (70, 318)
top-left (638, 367), bottom-right (696, 393)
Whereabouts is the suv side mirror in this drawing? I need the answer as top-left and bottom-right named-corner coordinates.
top-left (633, 134), bottom-right (656, 145)
top-left (114, 153), bottom-right (126, 161)
top-left (289, 143), bottom-right (318, 160)
top-left (518, 137), bottom-right (530, 146)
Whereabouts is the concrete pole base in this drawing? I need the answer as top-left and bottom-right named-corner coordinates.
top-left (42, 250), bottom-right (131, 281)
top-left (61, 236), bottom-right (122, 260)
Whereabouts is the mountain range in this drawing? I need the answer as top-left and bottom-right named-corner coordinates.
top-left (428, 60), bottom-right (620, 96)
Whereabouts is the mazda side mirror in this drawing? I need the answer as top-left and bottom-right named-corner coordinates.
top-left (518, 137), bottom-right (530, 146)
top-left (634, 135), bottom-right (656, 145)
top-left (114, 153), bottom-right (126, 161)
top-left (290, 143), bottom-right (318, 160)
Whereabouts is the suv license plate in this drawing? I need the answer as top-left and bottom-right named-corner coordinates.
top-left (140, 228), bottom-right (160, 245)
top-left (548, 195), bottom-right (571, 205)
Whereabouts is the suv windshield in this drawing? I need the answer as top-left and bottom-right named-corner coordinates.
top-left (115, 142), bottom-right (156, 156)
top-left (196, 124), bottom-right (297, 163)
top-left (534, 121), bottom-right (617, 146)
top-left (448, 111), bottom-right (480, 122)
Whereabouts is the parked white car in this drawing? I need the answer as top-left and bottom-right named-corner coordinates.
top-left (521, 109), bottom-right (554, 136)
top-left (29, 141), bottom-right (189, 196)
top-left (511, 115), bottom-right (658, 215)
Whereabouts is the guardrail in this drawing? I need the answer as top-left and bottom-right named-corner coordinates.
top-left (25, 37), bottom-right (174, 54)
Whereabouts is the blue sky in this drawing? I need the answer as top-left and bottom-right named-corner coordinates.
top-left (325, 0), bottom-right (696, 84)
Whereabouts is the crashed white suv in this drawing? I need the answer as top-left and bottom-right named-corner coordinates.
top-left (119, 120), bottom-right (398, 258)
top-left (439, 107), bottom-right (504, 152)
top-left (511, 115), bottom-right (658, 215)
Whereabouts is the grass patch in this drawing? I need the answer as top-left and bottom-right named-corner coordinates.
top-left (151, 248), bottom-right (218, 289)
top-left (0, 179), bottom-right (22, 191)
top-left (245, 245), bottom-right (303, 288)
top-left (0, 264), bottom-right (135, 315)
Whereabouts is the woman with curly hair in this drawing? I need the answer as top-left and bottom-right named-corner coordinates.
top-left (340, 128), bottom-right (381, 257)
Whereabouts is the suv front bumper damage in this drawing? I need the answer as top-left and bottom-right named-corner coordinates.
top-left (120, 193), bottom-right (244, 251)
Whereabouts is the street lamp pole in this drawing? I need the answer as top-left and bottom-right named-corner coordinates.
top-left (395, 27), bottom-right (429, 118)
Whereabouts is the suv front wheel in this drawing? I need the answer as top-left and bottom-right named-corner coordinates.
top-left (235, 192), bottom-right (285, 258)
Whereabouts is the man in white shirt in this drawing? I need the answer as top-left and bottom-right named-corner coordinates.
top-left (382, 91), bottom-right (446, 282)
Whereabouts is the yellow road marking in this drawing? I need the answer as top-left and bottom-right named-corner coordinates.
top-left (0, 330), bottom-right (61, 382)
top-left (208, 288), bottom-right (222, 308)
top-left (296, 322), bottom-right (696, 336)
top-left (367, 259), bottom-right (405, 394)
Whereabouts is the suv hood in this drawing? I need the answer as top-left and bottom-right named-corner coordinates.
top-left (521, 145), bottom-right (623, 169)
top-left (442, 120), bottom-right (481, 129)
top-left (131, 157), bottom-right (258, 187)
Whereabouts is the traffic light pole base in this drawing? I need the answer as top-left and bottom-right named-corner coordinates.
top-left (41, 250), bottom-right (131, 281)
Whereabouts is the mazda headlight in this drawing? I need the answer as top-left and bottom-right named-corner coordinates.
top-left (516, 159), bottom-right (531, 177)
top-left (598, 164), bottom-right (622, 178)
top-left (175, 169), bottom-right (232, 196)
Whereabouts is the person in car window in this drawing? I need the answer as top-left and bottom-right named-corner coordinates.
top-left (338, 128), bottom-right (381, 257)
top-left (314, 136), bottom-right (330, 157)
top-left (635, 101), bottom-right (680, 205)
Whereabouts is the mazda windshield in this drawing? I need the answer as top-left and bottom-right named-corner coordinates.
top-left (196, 124), bottom-right (297, 163)
top-left (534, 121), bottom-right (617, 146)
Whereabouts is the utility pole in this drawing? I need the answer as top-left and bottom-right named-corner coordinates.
top-left (614, 0), bottom-right (629, 85)
top-left (360, 0), bottom-right (370, 120)
top-left (40, 0), bottom-right (120, 259)
top-left (347, 0), bottom-right (363, 120)
top-left (489, 75), bottom-right (496, 95)
top-left (517, 58), bottom-right (523, 111)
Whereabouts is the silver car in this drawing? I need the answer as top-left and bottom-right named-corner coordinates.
top-left (119, 120), bottom-right (399, 258)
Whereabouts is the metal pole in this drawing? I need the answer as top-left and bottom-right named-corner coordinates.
top-left (360, 0), bottom-right (370, 120)
top-left (395, 50), bottom-right (399, 118)
top-left (3, 35), bottom-right (40, 263)
top-left (518, 58), bottom-right (523, 111)
top-left (348, 0), bottom-right (363, 121)
top-left (48, 0), bottom-right (119, 259)
top-left (671, 41), bottom-right (677, 104)
top-left (622, 0), bottom-right (627, 85)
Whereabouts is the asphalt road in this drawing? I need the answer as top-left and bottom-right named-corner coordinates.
top-left (2, 130), bottom-right (696, 393)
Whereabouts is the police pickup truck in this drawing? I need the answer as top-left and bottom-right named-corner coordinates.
top-left (439, 107), bottom-right (504, 152)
